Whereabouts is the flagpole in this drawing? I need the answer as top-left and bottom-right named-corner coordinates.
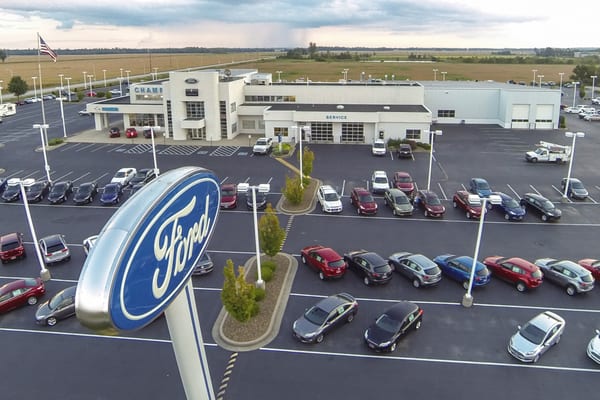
top-left (37, 33), bottom-right (49, 149)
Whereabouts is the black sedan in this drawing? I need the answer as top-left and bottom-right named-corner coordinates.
top-left (246, 191), bottom-right (268, 210)
top-left (26, 181), bottom-right (50, 203)
top-left (1, 182), bottom-right (21, 202)
top-left (344, 250), bottom-right (393, 286)
top-left (128, 168), bottom-right (157, 190)
top-left (292, 293), bottom-right (358, 343)
top-left (520, 193), bottom-right (561, 222)
top-left (35, 286), bottom-right (77, 326)
top-left (48, 181), bottom-right (73, 204)
top-left (364, 301), bottom-right (423, 352)
top-left (73, 182), bottom-right (98, 205)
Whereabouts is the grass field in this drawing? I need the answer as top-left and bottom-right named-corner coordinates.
top-left (0, 52), bottom-right (575, 93)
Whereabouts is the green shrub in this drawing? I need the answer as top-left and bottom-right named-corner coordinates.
top-left (282, 175), bottom-right (304, 205)
top-left (559, 115), bottom-right (566, 128)
top-left (262, 260), bottom-right (277, 273)
top-left (273, 142), bottom-right (292, 156)
top-left (250, 301), bottom-right (260, 317)
top-left (417, 142), bottom-right (431, 150)
top-left (257, 264), bottom-right (274, 282)
top-left (254, 286), bottom-right (266, 301)
top-left (47, 138), bottom-right (64, 146)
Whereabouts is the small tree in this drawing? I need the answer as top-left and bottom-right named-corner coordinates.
top-left (0, 49), bottom-right (7, 63)
top-left (258, 203), bottom-right (286, 257)
top-left (221, 259), bottom-right (256, 323)
top-left (579, 85), bottom-right (586, 100)
top-left (282, 174), bottom-right (304, 205)
top-left (301, 146), bottom-right (315, 179)
top-left (8, 76), bottom-right (28, 101)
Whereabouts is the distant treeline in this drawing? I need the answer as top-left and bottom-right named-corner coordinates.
top-left (3, 47), bottom-right (282, 56)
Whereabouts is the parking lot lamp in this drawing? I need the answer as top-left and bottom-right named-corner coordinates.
top-left (559, 72), bottom-right (564, 93)
top-left (0, 80), bottom-right (3, 104)
top-left (462, 194), bottom-right (502, 307)
top-left (532, 69), bottom-right (537, 86)
top-left (562, 132), bottom-right (585, 201)
top-left (102, 69), bottom-right (107, 88)
top-left (441, 71), bottom-right (447, 81)
top-left (538, 75), bottom-right (544, 88)
top-left (33, 124), bottom-right (52, 183)
top-left (32, 76), bottom-right (38, 99)
top-left (88, 75), bottom-right (94, 96)
top-left (65, 77), bottom-right (72, 101)
top-left (572, 82), bottom-right (580, 107)
top-left (433, 69), bottom-right (438, 81)
top-left (153, 67), bottom-right (158, 80)
top-left (117, 76), bottom-right (123, 96)
top-left (276, 70), bottom-right (282, 82)
top-left (58, 74), bottom-right (67, 138)
top-left (426, 129), bottom-right (443, 191)
top-left (591, 76), bottom-right (597, 100)
top-left (144, 125), bottom-right (161, 176)
top-left (16, 179), bottom-right (51, 282)
top-left (125, 70), bottom-right (131, 85)
top-left (82, 71), bottom-right (87, 89)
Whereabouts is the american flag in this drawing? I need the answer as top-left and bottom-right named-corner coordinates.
top-left (39, 35), bottom-right (57, 62)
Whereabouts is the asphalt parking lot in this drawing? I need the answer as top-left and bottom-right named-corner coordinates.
top-left (1, 102), bottom-right (600, 399)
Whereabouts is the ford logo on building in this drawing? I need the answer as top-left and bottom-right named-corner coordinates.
top-left (185, 78), bottom-right (198, 84)
top-left (75, 167), bottom-right (220, 334)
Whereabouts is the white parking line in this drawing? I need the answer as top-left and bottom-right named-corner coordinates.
top-left (437, 182), bottom-right (447, 199)
top-left (75, 143), bottom-right (97, 152)
top-left (341, 180), bottom-right (346, 197)
top-left (90, 144), bottom-right (112, 153)
top-left (588, 195), bottom-right (598, 204)
top-left (506, 183), bottom-right (520, 199)
top-left (52, 171), bottom-right (74, 182)
top-left (72, 172), bottom-right (91, 183)
top-left (552, 184), bottom-right (572, 202)
top-left (529, 184), bottom-right (542, 195)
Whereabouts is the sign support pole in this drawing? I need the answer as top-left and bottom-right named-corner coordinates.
top-left (165, 279), bottom-right (215, 400)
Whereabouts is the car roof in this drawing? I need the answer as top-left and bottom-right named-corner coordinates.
top-left (0, 279), bottom-right (32, 293)
top-left (524, 192), bottom-right (547, 201)
top-left (313, 247), bottom-right (343, 261)
top-left (553, 260), bottom-right (590, 275)
top-left (528, 311), bottom-right (565, 331)
top-left (373, 170), bottom-right (387, 176)
top-left (357, 252), bottom-right (386, 264)
top-left (386, 188), bottom-right (405, 196)
top-left (394, 171), bottom-right (411, 177)
top-left (352, 187), bottom-right (370, 195)
top-left (0, 232), bottom-right (20, 243)
top-left (386, 301), bottom-right (419, 320)
top-left (317, 293), bottom-right (354, 312)
top-left (319, 185), bottom-right (336, 193)
top-left (40, 234), bottom-right (63, 245)
top-left (503, 257), bottom-right (538, 271)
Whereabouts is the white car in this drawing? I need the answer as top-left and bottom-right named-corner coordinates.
top-left (564, 107), bottom-right (581, 114)
top-left (110, 168), bottom-right (137, 186)
top-left (39, 234), bottom-right (71, 265)
top-left (584, 113), bottom-right (600, 121)
top-left (110, 89), bottom-right (122, 95)
top-left (317, 185), bottom-right (343, 213)
top-left (252, 137), bottom-right (273, 155)
top-left (371, 171), bottom-right (390, 193)
top-left (78, 109), bottom-right (91, 116)
top-left (371, 139), bottom-right (387, 156)
top-left (587, 330), bottom-right (600, 364)
top-left (591, 98), bottom-right (600, 105)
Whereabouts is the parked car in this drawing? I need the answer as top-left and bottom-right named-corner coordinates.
top-left (73, 182), bottom-right (98, 205)
top-left (35, 286), bottom-right (77, 326)
top-left (1, 178), bottom-right (33, 202)
top-left (111, 168), bottom-right (137, 186)
top-left (109, 88), bottom-right (122, 95)
top-left (47, 181), bottom-right (73, 204)
top-left (109, 127), bottom-right (121, 137)
top-left (252, 137), bottom-right (273, 155)
top-left (577, 259), bottom-right (600, 280)
top-left (300, 245), bottom-right (347, 280)
top-left (0, 278), bottom-right (45, 313)
top-left (388, 252), bottom-right (441, 288)
top-left (392, 171), bottom-right (415, 197)
top-left (143, 128), bottom-right (157, 138)
top-left (520, 193), bottom-right (561, 222)
top-left (350, 187), bottom-right (378, 215)
top-left (38, 234), bottom-right (71, 265)
top-left (344, 250), bottom-right (393, 285)
top-left (26, 180), bottom-right (50, 202)
top-left (292, 293), bottom-right (358, 343)
top-left (564, 106), bottom-right (581, 114)
top-left (483, 256), bottom-right (543, 292)
top-left (371, 170), bottom-right (390, 193)
top-left (383, 188), bottom-right (413, 216)
top-left (128, 168), bottom-right (156, 190)
top-left (487, 192), bottom-right (526, 221)
top-left (86, 91), bottom-right (97, 97)
top-left (245, 189), bottom-right (268, 210)
top-left (508, 311), bottom-right (565, 363)
top-left (192, 252), bottom-right (214, 276)
top-left (220, 183), bottom-right (238, 209)
top-left (0, 178), bottom-right (7, 195)
top-left (82, 235), bottom-right (98, 256)
top-left (413, 190), bottom-right (445, 218)
top-left (78, 109), bottom-right (91, 116)
top-left (371, 138), bottom-right (387, 156)
top-left (560, 178), bottom-right (588, 200)
top-left (100, 182), bottom-right (123, 205)
top-left (469, 177), bottom-right (492, 197)
top-left (125, 127), bottom-right (138, 138)
top-left (0, 232), bottom-right (26, 264)
top-left (42, 94), bottom-right (56, 100)
top-left (433, 254), bottom-right (491, 289)
top-left (592, 97), bottom-right (600, 105)
top-left (396, 143), bottom-right (413, 159)
top-left (534, 258), bottom-right (594, 295)
top-left (317, 185), bottom-right (342, 213)
top-left (452, 190), bottom-right (482, 219)
top-left (583, 113), bottom-right (600, 122)
top-left (364, 301), bottom-right (423, 352)
top-left (587, 330), bottom-right (600, 364)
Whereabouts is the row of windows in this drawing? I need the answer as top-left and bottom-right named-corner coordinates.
top-left (186, 102), bottom-right (205, 119)
top-left (437, 110), bottom-right (456, 117)
top-left (244, 95), bottom-right (297, 103)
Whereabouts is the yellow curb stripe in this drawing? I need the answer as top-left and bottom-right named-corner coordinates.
top-left (275, 157), bottom-right (300, 175)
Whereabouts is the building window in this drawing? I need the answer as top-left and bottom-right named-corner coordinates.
top-left (230, 102), bottom-right (237, 112)
top-left (188, 127), bottom-right (206, 140)
top-left (406, 129), bottom-right (421, 140)
top-left (185, 102), bottom-right (205, 119)
top-left (185, 88), bottom-right (199, 96)
top-left (437, 110), bottom-right (456, 117)
top-left (341, 123), bottom-right (364, 143)
top-left (274, 127), bottom-right (289, 137)
top-left (232, 122), bottom-right (237, 134)
top-left (242, 120), bottom-right (256, 129)
top-left (258, 120), bottom-right (265, 129)
top-left (244, 95), bottom-right (296, 103)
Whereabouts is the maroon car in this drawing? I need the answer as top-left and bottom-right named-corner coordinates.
top-left (0, 232), bottom-right (26, 264)
top-left (392, 172), bottom-right (415, 197)
top-left (350, 187), bottom-right (378, 215)
top-left (483, 256), bottom-right (543, 292)
top-left (300, 245), bottom-right (347, 280)
top-left (578, 259), bottom-right (600, 280)
top-left (0, 278), bottom-right (45, 313)
top-left (413, 190), bottom-right (445, 218)
top-left (220, 183), bottom-right (238, 209)
top-left (452, 190), bottom-right (482, 219)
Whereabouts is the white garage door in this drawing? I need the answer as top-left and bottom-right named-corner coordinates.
top-left (535, 104), bottom-right (554, 129)
top-left (511, 104), bottom-right (530, 129)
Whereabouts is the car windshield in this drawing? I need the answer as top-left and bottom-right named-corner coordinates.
top-left (396, 176), bottom-right (411, 183)
top-left (50, 183), bottom-right (66, 193)
top-left (4, 186), bottom-right (19, 194)
top-left (323, 192), bottom-right (339, 201)
top-left (48, 293), bottom-right (65, 310)
top-left (375, 314), bottom-right (401, 333)
top-left (256, 139), bottom-right (268, 145)
top-left (395, 196), bottom-right (409, 204)
top-left (426, 195), bottom-right (441, 205)
top-left (221, 188), bottom-right (236, 196)
top-left (505, 198), bottom-right (520, 208)
top-left (114, 171), bottom-right (126, 178)
top-left (104, 185), bottom-right (119, 194)
top-left (1, 239), bottom-right (19, 250)
top-left (328, 259), bottom-right (345, 268)
top-left (373, 142), bottom-right (385, 149)
top-left (78, 184), bottom-right (93, 194)
top-left (303, 306), bottom-right (328, 326)
top-left (23, 278), bottom-right (37, 287)
top-left (374, 177), bottom-right (387, 184)
top-left (28, 183), bottom-right (44, 192)
top-left (542, 200), bottom-right (555, 210)
top-left (570, 181), bottom-right (584, 189)
top-left (477, 181), bottom-right (490, 189)
top-left (359, 194), bottom-right (374, 203)
top-left (520, 323), bottom-right (546, 345)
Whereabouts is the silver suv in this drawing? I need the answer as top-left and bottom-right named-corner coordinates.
top-left (39, 234), bottom-right (71, 265)
top-left (388, 252), bottom-right (442, 288)
top-left (534, 258), bottom-right (595, 295)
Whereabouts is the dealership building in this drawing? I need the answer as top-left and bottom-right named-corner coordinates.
top-left (86, 68), bottom-right (561, 144)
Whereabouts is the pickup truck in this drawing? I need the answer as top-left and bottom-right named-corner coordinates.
top-left (525, 141), bottom-right (571, 163)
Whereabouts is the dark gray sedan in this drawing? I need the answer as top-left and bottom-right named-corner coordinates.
top-left (292, 293), bottom-right (358, 343)
top-left (388, 252), bottom-right (442, 288)
top-left (35, 286), bottom-right (77, 326)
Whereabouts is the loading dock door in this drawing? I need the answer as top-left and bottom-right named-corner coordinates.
top-left (535, 105), bottom-right (554, 129)
top-left (511, 104), bottom-right (530, 129)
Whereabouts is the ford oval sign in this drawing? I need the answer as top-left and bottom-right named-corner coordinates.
top-left (75, 167), bottom-right (220, 334)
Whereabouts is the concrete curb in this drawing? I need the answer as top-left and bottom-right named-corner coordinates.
top-left (212, 253), bottom-right (298, 352)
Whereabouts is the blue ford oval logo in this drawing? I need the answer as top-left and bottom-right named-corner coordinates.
top-left (75, 167), bottom-right (220, 333)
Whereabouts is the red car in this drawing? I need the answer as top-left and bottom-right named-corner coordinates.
top-left (125, 127), bottom-right (138, 138)
top-left (350, 187), bottom-right (378, 215)
top-left (483, 256), bottom-right (543, 292)
top-left (392, 172), bottom-right (415, 197)
top-left (452, 190), bottom-right (482, 219)
top-left (0, 278), bottom-right (45, 313)
top-left (0, 232), bottom-right (26, 264)
top-left (413, 190), bottom-right (445, 218)
top-left (220, 183), bottom-right (238, 209)
top-left (578, 259), bottom-right (600, 280)
top-left (300, 245), bottom-right (347, 280)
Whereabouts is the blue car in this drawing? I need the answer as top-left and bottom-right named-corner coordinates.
top-left (433, 254), bottom-right (491, 289)
top-left (488, 192), bottom-right (525, 221)
top-left (100, 182), bottom-right (122, 205)
top-left (469, 178), bottom-right (492, 198)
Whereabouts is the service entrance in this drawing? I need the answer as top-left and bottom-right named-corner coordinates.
top-left (511, 105), bottom-right (530, 129)
top-left (341, 123), bottom-right (365, 143)
top-left (535, 105), bottom-right (554, 129)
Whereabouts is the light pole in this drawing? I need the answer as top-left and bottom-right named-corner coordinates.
top-left (153, 67), bottom-right (158, 80)
top-left (538, 75), bottom-right (544, 88)
top-left (125, 70), bottom-right (131, 85)
top-left (32, 76), bottom-right (38, 100)
top-left (532, 69), bottom-right (537, 86)
top-left (83, 71), bottom-right (87, 89)
top-left (591, 75), bottom-right (597, 100)
top-left (0, 80), bottom-right (3, 104)
top-left (16, 179), bottom-right (51, 282)
top-left (118, 76), bottom-right (123, 96)
top-left (562, 132), bottom-right (585, 201)
top-left (441, 71), bottom-right (447, 81)
top-left (426, 129), bottom-right (443, 191)
top-left (462, 194), bottom-right (502, 307)
top-left (33, 123), bottom-right (52, 183)
top-left (65, 77), bottom-right (72, 101)
top-left (559, 72), bottom-right (564, 93)
top-left (572, 81), bottom-right (580, 107)
top-left (88, 74), bottom-right (94, 96)
top-left (58, 74), bottom-right (67, 138)
top-left (102, 69), bottom-right (107, 88)
top-left (433, 69), bottom-right (438, 81)
top-left (120, 68), bottom-right (124, 81)
top-left (275, 70), bottom-right (282, 82)
top-left (342, 68), bottom-right (349, 81)
top-left (144, 125), bottom-right (161, 176)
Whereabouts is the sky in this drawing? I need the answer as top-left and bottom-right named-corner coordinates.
top-left (1, 1), bottom-right (599, 50)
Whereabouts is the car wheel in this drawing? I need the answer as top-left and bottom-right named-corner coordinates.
top-left (315, 334), bottom-right (324, 344)
top-left (466, 212), bottom-right (471, 219)
top-left (413, 279), bottom-right (421, 288)
top-left (566, 285), bottom-right (576, 296)
top-left (363, 276), bottom-right (370, 286)
top-left (390, 342), bottom-right (397, 352)
top-left (357, 208), bottom-right (361, 215)
top-left (301, 255), bottom-right (307, 264)
top-left (504, 213), bottom-right (510, 220)
top-left (533, 354), bottom-right (540, 363)
top-left (530, 158), bottom-right (538, 163)
top-left (462, 281), bottom-right (470, 290)
top-left (347, 313), bottom-right (355, 323)
top-left (516, 281), bottom-right (527, 292)
top-left (27, 296), bottom-right (38, 305)
top-left (47, 317), bottom-right (57, 326)
top-left (541, 214), bottom-right (548, 222)
top-left (318, 271), bottom-right (325, 281)
top-left (424, 210), bottom-right (428, 217)
top-left (415, 320), bottom-right (422, 330)
top-left (392, 209), bottom-right (397, 216)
